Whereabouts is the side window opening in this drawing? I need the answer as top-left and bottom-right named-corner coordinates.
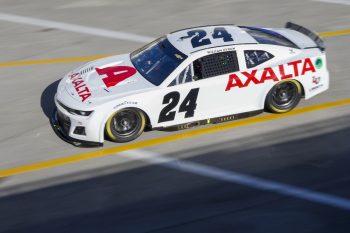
top-left (244, 50), bottom-right (274, 68)
top-left (193, 51), bottom-right (239, 80)
top-left (168, 64), bottom-right (194, 86)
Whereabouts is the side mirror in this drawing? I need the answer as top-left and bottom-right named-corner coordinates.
top-left (193, 75), bottom-right (199, 81)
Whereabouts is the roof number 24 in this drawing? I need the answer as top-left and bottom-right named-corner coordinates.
top-left (184, 27), bottom-right (234, 48)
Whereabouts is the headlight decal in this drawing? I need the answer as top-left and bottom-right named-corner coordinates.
top-left (57, 100), bottom-right (93, 116)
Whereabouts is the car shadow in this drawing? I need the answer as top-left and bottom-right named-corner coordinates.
top-left (40, 79), bottom-right (60, 119)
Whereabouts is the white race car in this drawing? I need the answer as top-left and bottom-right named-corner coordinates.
top-left (53, 22), bottom-right (329, 146)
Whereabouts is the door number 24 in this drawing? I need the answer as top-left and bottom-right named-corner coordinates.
top-left (158, 88), bottom-right (200, 123)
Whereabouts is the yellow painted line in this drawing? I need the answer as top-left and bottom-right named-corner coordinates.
top-left (0, 29), bottom-right (349, 68)
top-left (1, 98), bottom-right (350, 178)
top-left (0, 54), bottom-right (112, 67)
top-left (320, 29), bottom-right (350, 37)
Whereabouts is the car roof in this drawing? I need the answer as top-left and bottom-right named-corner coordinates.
top-left (166, 25), bottom-right (258, 55)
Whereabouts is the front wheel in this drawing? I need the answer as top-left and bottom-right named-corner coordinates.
top-left (105, 108), bottom-right (146, 143)
top-left (265, 80), bottom-right (302, 113)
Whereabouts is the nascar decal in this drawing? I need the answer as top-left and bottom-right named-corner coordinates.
top-left (96, 66), bottom-right (137, 88)
top-left (225, 58), bottom-right (316, 91)
top-left (70, 73), bottom-right (91, 102)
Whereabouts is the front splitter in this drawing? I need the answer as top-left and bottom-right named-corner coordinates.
top-left (50, 109), bottom-right (103, 147)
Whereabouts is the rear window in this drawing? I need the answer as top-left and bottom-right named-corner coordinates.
top-left (242, 27), bottom-right (298, 48)
top-left (244, 50), bottom-right (274, 68)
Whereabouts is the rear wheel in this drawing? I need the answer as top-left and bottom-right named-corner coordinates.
top-left (105, 108), bottom-right (146, 143)
top-left (265, 80), bottom-right (302, 113)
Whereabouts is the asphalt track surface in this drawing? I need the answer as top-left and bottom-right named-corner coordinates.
top-left (0, 0), bottom-right (350, 232)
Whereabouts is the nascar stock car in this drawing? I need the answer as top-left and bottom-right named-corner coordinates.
top-left (52, 22), bottom-right (329, 147)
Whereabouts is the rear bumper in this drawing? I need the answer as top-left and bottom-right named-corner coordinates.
top-left (51, 108), bottom-right (103, 147)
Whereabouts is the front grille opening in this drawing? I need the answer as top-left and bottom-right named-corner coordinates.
top-left (73, 126), bottom-right (86, 136)
top-left (57, 110), bottom-right (71, 135)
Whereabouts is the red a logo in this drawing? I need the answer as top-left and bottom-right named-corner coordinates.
top-left (96, 66), bottom-right (137, 88)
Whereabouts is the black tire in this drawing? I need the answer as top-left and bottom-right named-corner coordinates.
top-left (105, 108), bottom-right (146, 143)
top-left (265, 80), bottom-right (302, 113)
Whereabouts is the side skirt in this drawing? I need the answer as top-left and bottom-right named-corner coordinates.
top-left (153, 110), bottom-right (263, 131)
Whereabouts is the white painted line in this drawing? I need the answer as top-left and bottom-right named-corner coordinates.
top-left (0, 13), bottom-right (155, 43)
top-left (57, 0), bottom-right (112, 9)
top-left (122, 150), bottom-right (350, 211)
top-left (312, 0), bottom-right (350, 5)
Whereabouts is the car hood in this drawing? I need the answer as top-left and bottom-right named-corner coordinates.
top-left (57, 54), bottom-right (155, 107)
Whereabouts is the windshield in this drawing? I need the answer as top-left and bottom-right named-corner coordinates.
top-left (130, 37), bottom-right (187, 86)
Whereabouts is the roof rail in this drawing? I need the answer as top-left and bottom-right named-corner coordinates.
top-left (169, 24), bottom-right (236, 34)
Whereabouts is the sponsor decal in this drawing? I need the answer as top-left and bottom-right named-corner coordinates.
top-left (175, 54), bottom-right (184, 60)
top-left (207, 47), bottom-right (235, 55)
top-left (310, 76), bottom-right (323, 92)
top-left (69, 73), bottom-right (91, 102)
top-left (309, 84), bottom-right (324, 92)
top-left (96, 66), bottom-right (137, 88)
top-left (114, 100), bottom-right (138, 109)
top-left (312, 76), bottom-right (321, 85)
top-left (315, 58), bottom-right (323, 69)
top-left (225, 58), bottom-right (316, 91)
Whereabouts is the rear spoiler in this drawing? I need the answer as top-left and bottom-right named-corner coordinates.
top-left (285, 22), bottom-right (325, 51)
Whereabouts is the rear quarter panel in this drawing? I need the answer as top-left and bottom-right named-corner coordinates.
top-left (236, 45), bottom-right (328, 108)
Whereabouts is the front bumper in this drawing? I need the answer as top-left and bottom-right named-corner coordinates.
top-left (51, 108), bottom-right (103, 147)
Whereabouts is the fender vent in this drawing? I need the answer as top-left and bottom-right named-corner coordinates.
top-left (80, 66), bottom-right (94, 75)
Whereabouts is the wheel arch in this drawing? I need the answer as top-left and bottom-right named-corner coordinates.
top-left (98, 106), bottom-right (152, 142)
top-left (260, 79), bottom-right (305, 110)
